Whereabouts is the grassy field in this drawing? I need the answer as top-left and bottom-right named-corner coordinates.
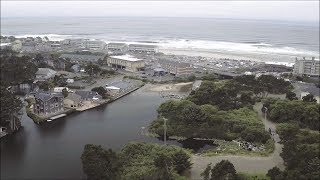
top-left (201, 138), bottom-right (275, 157)
top-left (237, 172), bottom-right (270, 180)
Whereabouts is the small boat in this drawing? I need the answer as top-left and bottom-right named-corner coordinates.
top-left (47, 119), bottom-right (52, 122)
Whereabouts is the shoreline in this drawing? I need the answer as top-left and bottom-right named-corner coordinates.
top-left (1, 34), bottom-right (319, 66)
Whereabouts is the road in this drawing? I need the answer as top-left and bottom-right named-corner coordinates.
top-left (190, 103), bottom-right (285, 180)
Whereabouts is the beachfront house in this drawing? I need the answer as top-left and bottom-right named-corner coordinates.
top-left (64, 93), bottom-right (82, 108)
top-left (75, 91), bottom-right (102, 102)
top-left (34, 93), bottom-right (64, 116)
top-left (35, 68), bottom-right (57, 80)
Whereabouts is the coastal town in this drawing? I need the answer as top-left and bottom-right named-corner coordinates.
top-left (1, 34), bottom-right (320, 180)
top-left (1, 35), bottom-right (319, 135)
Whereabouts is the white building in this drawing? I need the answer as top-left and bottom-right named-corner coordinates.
top-left (129, 44), bottom-right (158, 53)
top-left (294, 57), bottom-right (320, 76)
top-left (108, 55), bottom-right (145, 72)
top-left (107, 43), bottom-right (128, 53)
top-left (85, 40), bottom-right (106, 50)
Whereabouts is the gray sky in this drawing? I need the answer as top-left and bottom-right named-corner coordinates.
top-left (1, 1), bottom-right (319, 22)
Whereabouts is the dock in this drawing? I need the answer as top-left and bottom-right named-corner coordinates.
top-left (47, 114), bottom-right (67, 121)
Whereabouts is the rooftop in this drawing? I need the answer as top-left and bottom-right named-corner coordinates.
top-left (60, 54), bottom-right (104, 62)
top-left (108, 43), bottom-right (127, 46)
top-left (129, 44), bottom-right (157, 48)
top-left (36, 68), bottom-right (56, 75)
top-left (35, 92), bottom-right (63, 102)
top-left (110, 54), bottom-right (142, 62)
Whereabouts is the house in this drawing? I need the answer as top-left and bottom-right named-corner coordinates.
top-left (53, 87), bottom-right (73, 93)
top-left (66, 79), bottom-right (74, 84)
top-left (105, 81), bottom-right (134, 95)
top-left (35, 68), bottom-right (57, 80)
top-left (64, 93), bottom-right (82, 108)
top-left (75, 91), bottom-right (102, 102)
top-left (33, 93), bottom-right (64, 116)
top-left (71, 64), bottom-right (80, 72)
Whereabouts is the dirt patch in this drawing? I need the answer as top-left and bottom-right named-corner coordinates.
top-left (147, 82), bottom-right (193, 92)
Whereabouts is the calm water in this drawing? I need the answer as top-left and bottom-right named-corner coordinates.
top-left (0, 88), bottom-right (215, 179)
top-left (1, 17), bottom-right (319, 60)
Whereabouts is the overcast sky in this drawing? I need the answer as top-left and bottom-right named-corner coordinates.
top-left (1, 1), bottom-right (319, 22)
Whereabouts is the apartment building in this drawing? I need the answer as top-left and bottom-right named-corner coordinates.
top-left (159, 59), bottom-right (193, 77)
top-left (294, 57), bottom-right (320, 76)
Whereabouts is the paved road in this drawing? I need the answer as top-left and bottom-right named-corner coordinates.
top-left (190, 103), bottom-right (285, 180)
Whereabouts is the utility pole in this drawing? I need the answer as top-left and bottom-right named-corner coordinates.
top-left (163, 117), bottom-right (168, 145)
top-left (264, 107), bottom-right (268, 120)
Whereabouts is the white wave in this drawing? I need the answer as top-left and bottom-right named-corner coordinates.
top-left (155, 39), bottom-right (319, 57)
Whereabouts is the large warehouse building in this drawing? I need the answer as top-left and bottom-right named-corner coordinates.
top-left (108, 55), bottom-right (145, 72)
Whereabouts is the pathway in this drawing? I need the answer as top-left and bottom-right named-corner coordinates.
top-left (190, 103), bottom-right (285, 180)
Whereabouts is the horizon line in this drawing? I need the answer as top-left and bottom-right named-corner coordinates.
top-left (1, 15), bottom-right (319, 24)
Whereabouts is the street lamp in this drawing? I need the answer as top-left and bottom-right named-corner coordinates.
top-left (163, 117), bottom-right (168, 145)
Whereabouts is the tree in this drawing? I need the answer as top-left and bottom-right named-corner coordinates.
top-left (92, 86), bottom-right (108, 99)
top-left (62, 88), bottom-right (68, 98)
top-left (0, 87), bottom-right (22, 129)
top-left (210, 160), bottom-right (237, 180)
top-left (171, 150), bottom-right (192, 174)
top-left (81, 144), bottom-right (120, 180)
top-left (286, 91), bottom-right (298, 100)
top-left (85, 62), bottom-right (101, 76)
top-left (0, 49), bottom-right (38, 86)
top-left (267, 167), bottom-right (282, 180)
top-left (302, 94), bottom-right (317, 103)
top-left (201, 163), bottom-right (211, 180)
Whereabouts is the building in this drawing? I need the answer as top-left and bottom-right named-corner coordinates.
top-left (33, 93), bottom-right (64, 115)
top-left (35, 68), bottom-right (57, 80)
top-left (294, 57), bottom-right (320, 76)
top-left (108, 55), bottom-right (145, 72)
top-left (75, 91), bottom-right (102, 102)
top-left (60, 54), bottom-right (105, 63)
top-left (71, 64), bottom-right (81, 72)
top-left (64, 93), bottom-right (82, 108)
top-left (159, 59), bottom-right (193, 77)
top-left (107, 43), bottom-right (128, 53)
top-left (85, 40), bottom-right (106, 50)
top-left (129, 44), bottom-right (158, 53)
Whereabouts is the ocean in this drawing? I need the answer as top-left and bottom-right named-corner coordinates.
top-left (1, 17), bottom-right (319, 64)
